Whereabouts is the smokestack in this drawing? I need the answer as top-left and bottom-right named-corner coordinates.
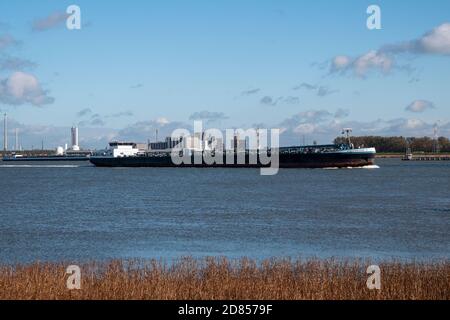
top-left (71, 126), bottom-right (79, 150)
top-left (3, 113), bottom-right (7, 151)
top-left (71, 127), bottom-right (78, 146)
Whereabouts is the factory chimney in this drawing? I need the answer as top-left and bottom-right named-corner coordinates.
top-left (71, 126), bottom-right (80, 151)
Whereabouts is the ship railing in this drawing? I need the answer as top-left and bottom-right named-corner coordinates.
top-left (141, 144), bottom-right (351, 157)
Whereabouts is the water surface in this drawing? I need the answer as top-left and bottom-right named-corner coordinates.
top-left (0, 159), bottom-right (448, 263)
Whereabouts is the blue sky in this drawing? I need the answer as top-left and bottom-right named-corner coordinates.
top-left (0, 0), bottom-right (449, 148)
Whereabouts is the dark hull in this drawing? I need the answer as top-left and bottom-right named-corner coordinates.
top-left (89, 152), bottom-right (375, 168)
top-left (2, 156), bottom-right (89, 162)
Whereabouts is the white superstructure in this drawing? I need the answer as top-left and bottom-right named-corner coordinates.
top-left (107, 142), bottom-right (140, 157)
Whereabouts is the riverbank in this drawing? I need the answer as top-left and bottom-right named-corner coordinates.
top-left (376, 153), bottom-right (450, 158)
top-left (0, 258), bottom-right (448, 300)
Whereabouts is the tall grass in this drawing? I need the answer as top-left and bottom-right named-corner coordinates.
top-left (0, 258), bottom-right (448, 300)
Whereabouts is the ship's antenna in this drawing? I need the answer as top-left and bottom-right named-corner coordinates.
top-left (341, 128), bottom-right (353, 147)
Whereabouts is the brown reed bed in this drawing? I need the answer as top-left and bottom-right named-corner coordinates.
top-left (0, 257), bottom-right (448, 300)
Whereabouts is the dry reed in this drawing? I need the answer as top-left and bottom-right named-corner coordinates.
top-left (0, 257), bottom-right (448, 300)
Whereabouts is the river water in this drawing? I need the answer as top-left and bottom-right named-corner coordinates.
top-left (0, 159), bottom-right (448, 263)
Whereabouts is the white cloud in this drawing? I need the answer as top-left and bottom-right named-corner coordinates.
top-left (294, 123), bottom-right (316, 135)
top-left (77, 109), bottom-right (134, 127)
top-left (331, 55), bottom-right (351, 71)
top-left (331, 51), bottom-right (394, 77)
top-left (279, 109), bottom-right (342, 134)
top-left (331, 23), bottom-right (450, 78)
top-left (419, 23), bottom-right (450, 54)
top-left (32, 12), bottom-right (69, 32)
top-left (189, 111), bottom-right (228, 123)
top-left (298, 110), bottom-right (332, 121)
top-left (405, 100), bottom-right (435, 113)
top-left (277, 110), bottom-right (445, 145)
top-left (353, 51), bottom-right (393, 76)
top-left (381, 22), bottom-right (450, 56)
top-left (289, 118), bottom-right (445, 145)
top-left (386, 23), bottom-right (450, 55)
top-left (404, 119), bottom-right (426, 129)
top-left (0, 72), bottom-right (54, 106)
top-left (156, 117), bottom-right (170, 125)
top-left (117, 119), bottom-right (190, 142)
top-left (6, 115), bottom-right (448, 150)
top-left (3, 117), bottom-right (117, 149)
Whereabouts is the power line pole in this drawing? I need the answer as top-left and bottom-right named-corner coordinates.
top-left (433, 122), bottom-right (440, 154)
top-left (15, 128), bottom-right (19, 151)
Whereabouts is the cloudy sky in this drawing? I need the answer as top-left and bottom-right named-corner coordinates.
top-left (0, 0), bottom-right (449, 149)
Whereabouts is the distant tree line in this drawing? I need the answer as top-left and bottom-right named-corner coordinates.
top-left (334, 136), bottom-right (450, 153)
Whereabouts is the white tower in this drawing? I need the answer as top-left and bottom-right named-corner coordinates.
top-left (71, 126), bottom-right (80, 151)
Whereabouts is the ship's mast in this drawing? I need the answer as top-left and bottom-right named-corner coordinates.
top-left (256, 128), bottom-right (260, 150)
top-left (341, 128), bottom-right (353, 148)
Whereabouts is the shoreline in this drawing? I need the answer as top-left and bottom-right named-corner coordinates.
top-left (1, 257), bottom-right (448, 300)
top-left (376, 153), bottom-right (450, 158)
